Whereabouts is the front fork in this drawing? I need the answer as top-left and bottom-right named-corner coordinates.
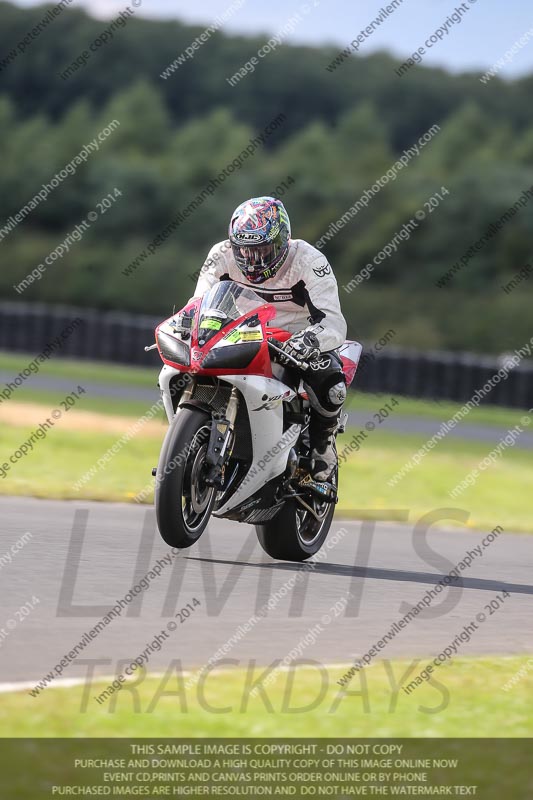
top-left (204, 387), bottom-right (239, 487)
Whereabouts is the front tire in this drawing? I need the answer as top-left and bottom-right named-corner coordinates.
top-left (156, 407), bottom-right (216, 548)
top-left (255, 468), bottom-right (337, 561)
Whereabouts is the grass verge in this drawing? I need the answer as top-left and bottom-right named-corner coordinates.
top-left (2, 655), bottom-right (532, 737)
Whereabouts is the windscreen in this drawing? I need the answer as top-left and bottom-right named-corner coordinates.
top-left (197, 281), bottom-right (266, 344)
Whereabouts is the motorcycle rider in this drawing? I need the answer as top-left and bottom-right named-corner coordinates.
top-left (193, 196), bottom-right (347, 482)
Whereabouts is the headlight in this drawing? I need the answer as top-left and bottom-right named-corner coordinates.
top-left (157, 332), bottom-right (190, 366)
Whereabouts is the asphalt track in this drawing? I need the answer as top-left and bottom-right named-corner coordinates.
top-left (2, 371), bottom-right (533, 448)
top-left (1, 497), bottom-right (532, 688)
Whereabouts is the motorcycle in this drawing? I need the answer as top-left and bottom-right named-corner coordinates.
top-left (149, 279), bottom-right (361, 562)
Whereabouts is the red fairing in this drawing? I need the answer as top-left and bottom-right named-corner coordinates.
top-left (155, 298), bottom-right (199, 373)
top-left (156, 300), bottom-right (278, 377)
top-left (156, 294), bottom-right (360, 385)
top-left (341, 357), bottom-right (358, 386)
top-left (338, 341), bottom-right (362, 386)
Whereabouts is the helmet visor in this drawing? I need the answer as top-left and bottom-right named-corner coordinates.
top-left (231, 240), bottom-right (284, 282)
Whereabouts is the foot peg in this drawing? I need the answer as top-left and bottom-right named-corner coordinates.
top-left (152, 467), bottom-right (157, 477)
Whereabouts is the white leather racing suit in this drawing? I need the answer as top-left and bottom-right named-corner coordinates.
top-left (193, 237), bottom-right (349, 481)
top-left (194, 238), bottom-right (347, 353)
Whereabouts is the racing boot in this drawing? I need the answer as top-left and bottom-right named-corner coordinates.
top-left (309, 411), bottom-right (340, 482)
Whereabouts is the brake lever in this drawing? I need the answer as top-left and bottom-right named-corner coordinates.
top-left (267, 339), bottom-right (310, 371)
top-left (145, 343), bottom-right (158, 352)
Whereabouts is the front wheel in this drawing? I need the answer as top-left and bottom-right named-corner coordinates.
top-left (255, 468), bottom-right (337, 562)
top-left (155, 407), bottom-right (217, 548)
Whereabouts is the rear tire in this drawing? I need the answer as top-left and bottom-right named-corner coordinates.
top-left (155, 407), bottom-right (216, 549)
top-left (255, 468), bottom-right (337, 561)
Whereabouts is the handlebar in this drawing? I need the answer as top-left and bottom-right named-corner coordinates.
top-left (267, 339), bottom-right (310, 371)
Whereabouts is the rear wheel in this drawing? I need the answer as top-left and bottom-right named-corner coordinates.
top-left (255, 468), bottom-right (337, 561)
top-left (156, 407), bottom-right (216, 548)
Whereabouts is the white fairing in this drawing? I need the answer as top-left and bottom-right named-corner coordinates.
top-left (158, 368), bottom-right (300, 515)
top-left (214, 375), bottom-right (300, 515)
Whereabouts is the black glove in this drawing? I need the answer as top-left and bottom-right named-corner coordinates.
top-left (281, 330), bottom-right (320, 364)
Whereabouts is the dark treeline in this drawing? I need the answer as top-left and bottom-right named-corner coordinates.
top-left (0, 1), bottom-right (532, 353)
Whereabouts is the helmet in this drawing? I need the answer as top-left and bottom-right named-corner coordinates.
top-left (229, 196), bottom-right (291, 284)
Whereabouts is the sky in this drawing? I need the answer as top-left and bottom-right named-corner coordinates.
top-left (12, 0), bottom-right (533, 78)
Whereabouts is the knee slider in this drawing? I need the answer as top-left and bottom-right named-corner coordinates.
top-left (328, 381), bottom-right (346, 408)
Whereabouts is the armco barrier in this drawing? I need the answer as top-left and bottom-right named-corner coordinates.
top-left (0, 301), bottom-right (532, 408)
top-left (355, 346), bottom-right (533, 408)
top-left (0, 300), bottom-right (161, 368)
